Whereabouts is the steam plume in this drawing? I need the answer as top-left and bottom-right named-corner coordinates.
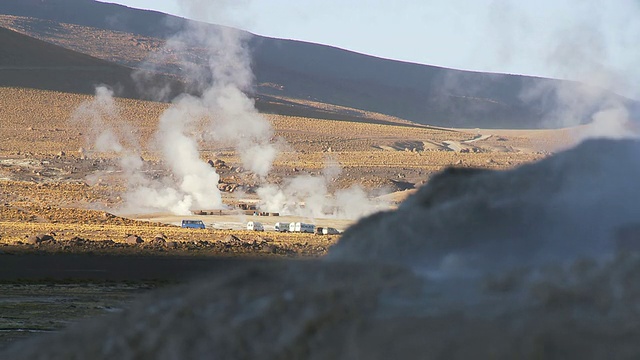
top-left (75, 0), bottom-right (388, 218)
top-left (257, 159), bottom-right (389, 220)
top-left (87, 0), bottom-right (277, 214)
top-left (71, 86), bottom-right (136, 153)
top-left (72, 86), bottom-right (222, 214)
top-left (168, 1), bottom-right (278, 177)
top-left (484, 0), bottom-right (640, 138)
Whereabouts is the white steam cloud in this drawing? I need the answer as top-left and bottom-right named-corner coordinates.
top-left (154, 97), bottom-right (223, 211)
top-left (484, 0), bottom-right (640, 139)
top-left (257, 159), bottom-right (389, 220)
top-left (74, 0), bottom-right (278, 214)
top-left (71, 86), bottom-right (222, 215)
top-left (168, 1), bottom-right (278, 178)
top-left (71, 0), bottom-right (392, 220)
top-left (71, 86), bottom-right (136, 153)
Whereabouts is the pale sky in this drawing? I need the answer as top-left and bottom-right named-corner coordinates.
top-left (104, 0), bottom-right (640, 98)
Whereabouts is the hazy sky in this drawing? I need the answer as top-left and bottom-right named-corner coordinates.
top-left (105, 0), bottom-right (639, 98)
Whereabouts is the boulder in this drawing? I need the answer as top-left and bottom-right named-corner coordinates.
top-left (25, 233), bottom-right (55, 244)
top-left (125, 235), bottom-right (143, 245)
top-left (25, 236), bottom-right (39, 245)
top-left (68, 236), bottom-right (85, 245)
top-left (221, 234), bottom-right (243, 245)
top-left (260, 244), bottom-right (277, 254)
top-left (165, 241), bottom-right (178, 249)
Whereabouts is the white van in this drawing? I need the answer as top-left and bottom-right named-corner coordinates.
top-left (322, 227), bottom-right (340, 235)
top-left (290, 222), bottom-right (315, 233)
top-left (246, 221), bottom-right (264, 231)
top-left (274, 222), bottom-right (290, 232)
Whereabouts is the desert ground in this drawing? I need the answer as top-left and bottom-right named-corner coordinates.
top-left (0, 86), bottom-right (576, 347)
top-left (0, 87), bottom-right (574, 246)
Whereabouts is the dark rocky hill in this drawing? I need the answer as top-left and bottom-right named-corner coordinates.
top-left (0, 24), bottom-right (417, 125)
top-left (0, 26), bottom-right (184, 99)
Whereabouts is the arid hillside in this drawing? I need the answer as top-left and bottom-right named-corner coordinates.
top-left (0, 2), bottom-right (622, 355)
top-left (0, 10), bottom-right (587, 352)
top-left (0, 87), bottom-right (567, 188)
top-left (0, 26), bottom-right (186, 100)
top-left (1, 1), bottom-right (634, 129)
top-left (0, 21), bottom-right (415, 124)
top-left (0, 87), bottom-right (572, 248)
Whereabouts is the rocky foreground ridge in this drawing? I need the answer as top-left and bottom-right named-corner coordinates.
top-left (4, 139), bottom-right (640, 359)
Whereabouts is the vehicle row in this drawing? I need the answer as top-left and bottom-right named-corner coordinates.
top-left (249, 221), bottom-right (340, 235)
top-left (180, 219), bottom-right (340, 235)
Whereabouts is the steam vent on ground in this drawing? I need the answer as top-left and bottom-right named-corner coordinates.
top-left (4, 139), bottom-right (640, 359)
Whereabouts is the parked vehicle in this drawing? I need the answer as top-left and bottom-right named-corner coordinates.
top-left (274, 222), bottom-right (290, 232)
top-left (181, 220), bottom-right (205, 229)
top-left (315, 227), bottom-right (324, 235)
top-left (247, 221), bottom-right (264, 231)
top-left (322, 227), bottom-right (340, 235)
top-left (289, 222), bottom-right (315, 233)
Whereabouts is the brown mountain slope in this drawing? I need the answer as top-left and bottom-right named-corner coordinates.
top-left (0, 22), bottom-right (421, 126)
top-left (0, 23), bottom-right (117, 67)
top-left (0, 26), bottom-right (184, 99)
top-left (1, 0), bottom-right (636, 129)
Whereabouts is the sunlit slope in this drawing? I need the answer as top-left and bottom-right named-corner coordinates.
top-left (1, 1), bottom-right (635, 129)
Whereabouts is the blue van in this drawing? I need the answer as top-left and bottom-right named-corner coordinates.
top-left (181, 220), bottom-right (205, 229)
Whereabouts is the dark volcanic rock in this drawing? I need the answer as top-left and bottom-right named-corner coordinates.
top-left (26, 233), bottom-right (55, 244)
top-left (221, 235), bottom-right (243, 245)
top-left (165, 241), bottom-right (178, 249)
top-left (151, 238), bottom-right (166, 246)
